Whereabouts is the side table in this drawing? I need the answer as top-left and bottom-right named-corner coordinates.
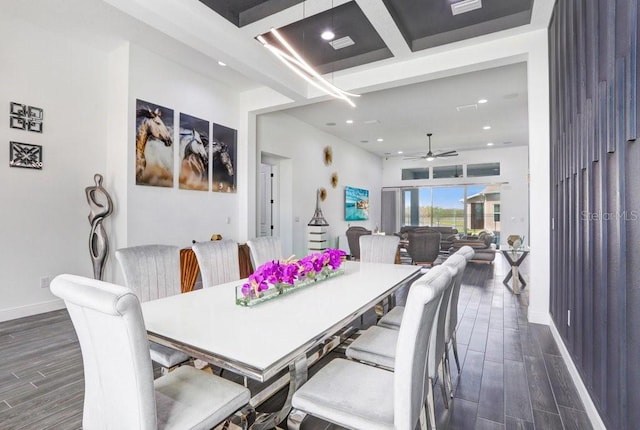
top-left (501, 249), bottom-right (529, 294)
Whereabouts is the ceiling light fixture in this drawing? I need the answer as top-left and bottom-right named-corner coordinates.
top-left (257, 28), bottom-right (360, 107)
top-left (217, 61), bottom-right (226, 66)
top-left (377, 138), bottom-right (384, 142)
top-left (487, 142), bottom-right (494, 146)
top-left (398, 151), bottom-right (403, 154)
top-left (483, 125), bottom-right (491, 130)
top-left (321, 30), bottom-right (335, 40)
top-left (346, 119), bottom-right (354, 124)
top-left (477, 98), bottom-right (488, 104)
top-left (451, 0), bottom-right (482, 16)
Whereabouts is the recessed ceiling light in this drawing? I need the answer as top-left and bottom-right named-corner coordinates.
top-left (398, 151), bottom-right (403, 154)
top-left (321, 30), bottom-right (335, 41)
top-left (477, 99), bottom-right (488, 104)
top-left (377, 138), bottom-right (384, 142)
top-left (451, 0), bottom-right (482, 16)
top-left (346, 119), bottom-right (354, 124)
top-left (483, 125), bottom-right (491, 130)
top-left (217, 61), bottom-right (226, 66)
top-left (487, 142), bottom-right (494, 146)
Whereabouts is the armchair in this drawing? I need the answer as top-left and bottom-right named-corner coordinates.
top-left (406, 229), bottom-right (441, 266)
top-left (345, 226), bottom-right (371, 260)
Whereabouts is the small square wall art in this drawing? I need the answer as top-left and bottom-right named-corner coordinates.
top-left (10, 102), bottom-right (43, 133)
top-left (9, 141), bottom-right (43, 169)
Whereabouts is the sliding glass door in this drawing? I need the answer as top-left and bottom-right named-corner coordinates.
top-left (395, 183), bottom-right (501, 237)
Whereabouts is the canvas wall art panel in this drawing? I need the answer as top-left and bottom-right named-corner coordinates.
top-left (9, 141), bottom-right (42, 169)
top-left (135, 99), bottom-right (174, 187)
top-left (211, 123), bottom-right (237, 193)
top-left (345, 186), bottom-right (369, 221)
top-left (179, 113), bottom-right (209, 191)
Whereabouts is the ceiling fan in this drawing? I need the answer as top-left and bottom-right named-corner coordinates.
top-left (404, 133), bottom-right (458, 161)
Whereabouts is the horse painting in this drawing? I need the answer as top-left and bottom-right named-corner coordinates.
top-left (211, 138), bottom-right (236, 192)
top-left (179, 128), bottom-right (209, 190)
top-left (135, 104), bottom-right (174, 186)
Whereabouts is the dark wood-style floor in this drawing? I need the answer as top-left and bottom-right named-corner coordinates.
top-left (0, 256), bottom-right (592, 430)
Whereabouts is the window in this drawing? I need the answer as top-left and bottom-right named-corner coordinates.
top-left (467, 162), bottom-right (500, 177)
top-left (432, 164), bottom-right (463, 179)
top-left (494, 204), bottom-right (501, 222)
top-left (401, 167), bottom-right (430, 180)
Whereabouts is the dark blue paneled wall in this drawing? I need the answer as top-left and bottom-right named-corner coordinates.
top-left (549, 1), bottom-right (639, 428)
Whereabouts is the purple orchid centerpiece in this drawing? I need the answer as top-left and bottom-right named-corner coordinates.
top-left (238, 248), bottom-right (347, 303)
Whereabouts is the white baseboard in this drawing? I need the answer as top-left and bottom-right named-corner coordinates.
top-left (548, 319), bottom-right (607, 430)
top-left (0, 299), bottom-right (66, 323)
top-left (528, 309), bottom-right (550, 325)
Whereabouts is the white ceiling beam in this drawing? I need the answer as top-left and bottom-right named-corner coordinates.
top-left (356, 0), bottom-right (412, 59)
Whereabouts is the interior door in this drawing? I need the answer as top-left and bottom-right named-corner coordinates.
top-left (258, 163), bottom-right (273, 237)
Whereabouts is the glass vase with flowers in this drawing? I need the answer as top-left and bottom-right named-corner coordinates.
top-left (235, 248), bottom-right (347, 306)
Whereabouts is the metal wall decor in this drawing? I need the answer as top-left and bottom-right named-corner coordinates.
top-left (10, 102), bottom-right (43, 133)
top-left (9, 141), bottom-right (42, 169)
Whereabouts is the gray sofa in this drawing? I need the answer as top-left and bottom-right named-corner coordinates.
top-left (449, 231), bottom-right (496, 263)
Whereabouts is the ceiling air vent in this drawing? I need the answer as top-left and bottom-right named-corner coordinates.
top-left (456, 103), bottom-right (478, 112)
top-left (329, 36), bottom-right (355, 50)
top-left (451, 0), bottom-right (482, 15)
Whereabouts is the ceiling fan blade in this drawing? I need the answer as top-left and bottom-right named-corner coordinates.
top-left (436, 151), bottom-right (458, 157)
top-left (403, 156), bottom-right (426, 160)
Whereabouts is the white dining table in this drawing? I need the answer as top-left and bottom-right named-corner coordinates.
top-left (141, 261), bottom-right (421, 429)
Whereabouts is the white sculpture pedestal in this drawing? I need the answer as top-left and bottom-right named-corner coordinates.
top-left (307, 226), bottom-right (328, 253)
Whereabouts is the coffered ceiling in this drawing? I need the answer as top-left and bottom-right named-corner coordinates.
top-left (4, 0), bottom-right (554, 157)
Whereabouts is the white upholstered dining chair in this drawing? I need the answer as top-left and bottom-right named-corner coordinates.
top-left (287, 263), bottom-right (452, 430)
top-left (192, 239), bottom-right (240, 288)
top-left (345, 264), bottom-right (457, 420)
top-left (246, 236), bottom-right (283, 269)
top-left (377, 247), bottom-right (473, 377)
top-left (51, 274), bottom-right (252, 430)
top-left (359, 234), bottom-right (400, 263)
top-left (115, 244), bottom-right (190, 372)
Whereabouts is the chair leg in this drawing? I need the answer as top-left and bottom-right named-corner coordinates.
top-left (438, 363), bottom-right (449, 409)
top-left (426, 378), bottom-right (437, 430)
top-left (287, 408), bottom-right (307, 430)
top-left (419, 405), bottom-right (428, 430)
top-left (443, 353), bottom-right (454, 398)
top-left (226, 404), bottom-right (255, 430)
top-left (452, 333), bottom-right (461, 372)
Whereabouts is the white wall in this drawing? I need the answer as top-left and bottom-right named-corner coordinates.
top-left (257, 112), bottom-right (383, 258)
top-left (0, 15), bottom-right (108, 321)
top-left (0, 34), bottom-right (251, 320)
top-left (382, 145), bottom-right (530, 243)
top-left (125, 44), bottom-right (244, 248)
